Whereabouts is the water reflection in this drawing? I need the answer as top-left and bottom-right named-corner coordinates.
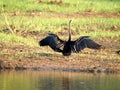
top-left (0, 70), bottom-right (120, 90)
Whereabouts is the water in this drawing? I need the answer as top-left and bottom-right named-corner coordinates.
top-left (0, 71), bottom-right (120, 90)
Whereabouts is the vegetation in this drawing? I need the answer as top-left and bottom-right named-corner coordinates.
top-left (0, 33), bottom-right (36, 46)
top-left (0, 0), bottom-right (120, 70)
top-left (1, 0), bottom-right (120, 13)
top-left (0, 0), bottom-right (120, 44)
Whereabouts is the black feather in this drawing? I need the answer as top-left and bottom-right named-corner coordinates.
top-left (39, 34), bottom-right (65, 52)
top-left (116, 50), bottom-right (120, 55)
top-left (71, 36), bottom-right (101, 53)
top-left (39, 20), bottom-right (101, 56)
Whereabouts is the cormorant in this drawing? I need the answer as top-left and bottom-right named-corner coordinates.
top-left (39, 20), bottom-right (101, 56)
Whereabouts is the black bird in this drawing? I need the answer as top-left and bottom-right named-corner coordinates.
top-left (116, 50), bottom-right (120, 55)
top-left (39, 20), bottom-right (101, 56)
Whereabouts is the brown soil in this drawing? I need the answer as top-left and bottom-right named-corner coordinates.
top-left (0, 36), bottom-right (120, 73)
top-left (7, 11), bottom-right (120, 18)
top-left (0, 11), bottom-right (120, 73)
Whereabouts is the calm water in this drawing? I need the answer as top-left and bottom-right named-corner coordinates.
top-left (0, 71), bottom-right (120, 90)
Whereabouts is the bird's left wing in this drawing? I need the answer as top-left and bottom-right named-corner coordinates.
top-left (39, 34), bottom-right (65, 52)
top-left (71, 36), bottom-right (101, 52)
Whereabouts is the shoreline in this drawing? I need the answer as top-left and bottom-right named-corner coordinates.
top-left (0, 57), bottom-right (120, 74)
top-left (0, 36), bottom-right (120, 74)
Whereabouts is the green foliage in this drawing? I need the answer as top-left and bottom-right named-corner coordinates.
top-left (0, 0), bottom-right (120, 13)
top-left (0, 33), bottom-right (37, 47)
top-left (0, 15), bottom-right (120, 37)
top-left (0, 0), bottom-right (120, 47)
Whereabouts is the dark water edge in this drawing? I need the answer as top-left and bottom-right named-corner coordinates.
top-left (0, 67), bottom-right (120, 74)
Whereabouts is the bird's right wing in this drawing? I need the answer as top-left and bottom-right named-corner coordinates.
top-left (39, 34), bottom-right (65, 52)
top-left (71, 36), bottom-right (101, 52)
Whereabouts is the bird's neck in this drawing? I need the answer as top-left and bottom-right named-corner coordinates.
top-left (68, 20), bottom-right (72, 41)
top-left (68, 31), bottom-right (71, 41)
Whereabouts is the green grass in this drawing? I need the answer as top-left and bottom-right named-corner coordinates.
top-left (0, 15), bottom-right (120, 47)
top-left (0, 0), bottom-right (120, 47)
top-left (0, 0), bottom-right (120, 13)
top-left (0, 15), bottom-right (120, 36)
top-left (79, 31), bottom-right (120, 38)
top-left (0, 33), bottom-right (37, 47)
top-left (0, 0), bottom-right (119, 70)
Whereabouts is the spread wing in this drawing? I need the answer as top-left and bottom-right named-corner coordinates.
top-left (71, 36), bottom-right (101, 52)
top-left (39, 34), bottom-right (65, 52)
top-left (116, 50), bottom-right (120, 55)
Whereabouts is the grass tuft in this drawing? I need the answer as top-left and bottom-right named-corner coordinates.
top-left (1, 0), bottom-right (120, 13)
top-left (0, 33), bottom-right (37, 47)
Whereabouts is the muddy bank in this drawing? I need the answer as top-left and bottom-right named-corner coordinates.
top-left (0, 59), bottom-right (120, 73)
top-left (0, 37), bottom-right (120, 74)
top-left (0, 51), bottom-right (120, 73)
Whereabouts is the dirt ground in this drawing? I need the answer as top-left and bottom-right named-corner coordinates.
top-left (7, 11), bottom-right (120, 18)
top-left (0, 12), bottom-right (120, 73)
top-left (0, 36), bottom-right (120, 73)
